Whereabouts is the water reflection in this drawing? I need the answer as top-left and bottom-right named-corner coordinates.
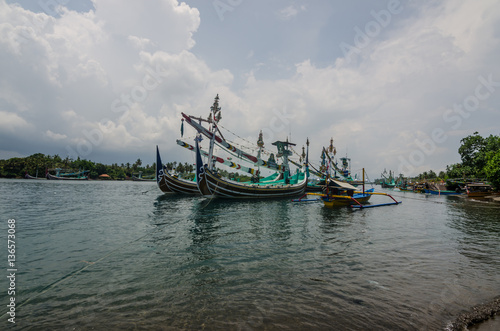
top-left (319, 205), bottom-right (353, 231)
top-left (7, 177), bottom-right (499, 330)
top-left (178, 198), bottom-right (298, 329)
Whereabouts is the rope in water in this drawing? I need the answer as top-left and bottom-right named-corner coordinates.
top-left (201, 179), bottom-right (220, 208)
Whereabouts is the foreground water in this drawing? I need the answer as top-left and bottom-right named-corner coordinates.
top-left (0, 179), bottom-right (499, 330)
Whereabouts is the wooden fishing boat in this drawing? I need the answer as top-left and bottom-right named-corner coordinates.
top-left (194, 138), bottom-right (308, 198)
top-left (380, 169), bottom-right (396, 188)
top-left (466, 183), bottom-right (493, 198)
top-left (179, 94), bottom-right (308, 198)
top-left (46, 169), bottom-right (88, 180)
top-left (424, 189), bottom-right (463, 195)
top-left (320, 179), bottom-right (371, 207)
top-left (156, 146), bottom-right (198, 194)
top-left (296, 168), bottom-right (401, 208)
top-left (305, 178), bottom-right (327, 192)
top-left (46, 173), bottom-right (88, 180)
top-left (156, 136), bottom-right (278, 195)
top-left (132, 172), bottom-right (155, 181)
top-left (302, 139), bottom-right (363, 192)
top-left (321, 192), bottom-right (372, 207)
top-left (180, 96), bottom-right (285, 175)
top-left (412, 183), bottom-right (426, 193)
top-left (395, 175), bottom-right (412, 191)
top-left (176, 139), bottom-right (260, 177)
top-left (25, 172), bottom-right (44, 180)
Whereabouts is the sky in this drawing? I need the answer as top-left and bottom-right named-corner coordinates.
top-left (1, 0), bottom-right (499, 178)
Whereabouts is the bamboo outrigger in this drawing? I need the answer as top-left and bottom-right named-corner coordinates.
top-left (349, 191), bottom-right (401, 209)
top-left (294, 189), bottom-right (402, 209)
top-left (293, 168), bottom-right (402, 208)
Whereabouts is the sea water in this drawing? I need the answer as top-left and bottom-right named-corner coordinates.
top-left (0, 178), bottom-right (499, 329)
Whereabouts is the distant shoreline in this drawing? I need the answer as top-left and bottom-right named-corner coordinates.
top-left (0, 176), bottom-right (156, 181)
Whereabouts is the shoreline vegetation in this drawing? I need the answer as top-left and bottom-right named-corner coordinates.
top-left (374, 132), bottom-right (500, 191)
top-left (0, 154), bottom-right (158, 180)
top-left (0, 153), bottom-right (254, 182)
top-left (1, 132), bottom-right (499, 186)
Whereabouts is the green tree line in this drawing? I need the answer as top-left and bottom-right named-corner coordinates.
top-left (0, 153), bottom-right (259, 182)
top-left (0, 153), bottom-right (157, 180)
top-left (0, 153), bottom-right (208, 180)
top-left (397, 132), bottom-right (500, 189)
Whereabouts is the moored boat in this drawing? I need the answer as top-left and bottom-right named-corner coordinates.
top-left (412, 183), bottom-right (426, 193)
top-left (304, 138), bottom-right (363, 192)
top-left (320, 180), bottom-right (372, 207)
top-left (25, 172), bottom-right (45, 180)
top-left (304, 168), bottom-right (401, 208)
top-left (132, 172), bottom-right (155, 181)
top-left (194, 137), bottom-right (308, 198)
top-left (178, 94), bottom-right (309, 199)
top-left (46, 173), bottom-right (88, 180)
top-left (424, 189), bottom-right (463, 195)
top-left (466, 183), bottom-right (493, 198)
top-left (156, 146), bottom-right (198, 194)
top-left (46, 168), bottom-right (89, 180)
top-left (380, 169), bottom-right (396, 188)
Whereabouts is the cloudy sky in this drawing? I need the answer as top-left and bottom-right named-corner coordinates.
top-left (1, 0), bottom-right (499, 178)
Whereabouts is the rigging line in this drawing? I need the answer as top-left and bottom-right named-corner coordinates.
top-left (213, 141), bottom-right (252, 164)
top-left (364, 172), bottom-right (375, 188)
top-left (217, 123), bottom-right (255, 146)
top-left (215, 135), bottom-right (257, 155)
top-left (217, 123), bottom-right (276, 156)
top-left (212, 139), bottom-right (282, 171)
top-left (289, 146), bottom-right (302, 159)
top-left (230, 139), bottom-right (274, 157)
top-left (308, 161), bottom-right (322, 175)
top-left (17, 219), bottom-right (182, 310)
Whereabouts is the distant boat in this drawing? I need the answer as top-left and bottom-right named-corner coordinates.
top-left (132, 172), bottom-right (155, 181)
top-left (412, 183), bottom-right (426, 193)
top-left (46, 168), bottom-right (88, 180)
top-left (46, 173), bottom-right (88, 180)
top-left (380, 169), bottom-right (396, 188)
top-left (24, 167), bottom-right (45, 179)
top-left (424, 189), bottom-right (463, 195)
top-left (24, 172), bottom-right (44, 180)
top-left (307, 138), bottom-right (364, 192)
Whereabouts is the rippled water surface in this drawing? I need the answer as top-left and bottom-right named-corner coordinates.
top-left (1, 179), bottom-right (499, 330)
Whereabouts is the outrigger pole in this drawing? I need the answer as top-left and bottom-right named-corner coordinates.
top-left (302, 191), bottom-right (402, 208)
top-left (294, 167), bottom-right (402, 208)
